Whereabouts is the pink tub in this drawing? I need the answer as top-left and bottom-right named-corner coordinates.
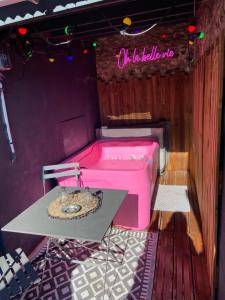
top-left (58, 139), bottom-right (159, 230)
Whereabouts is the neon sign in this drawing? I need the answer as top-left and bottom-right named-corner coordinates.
top-left (117, 46), bottom-right (175, 70)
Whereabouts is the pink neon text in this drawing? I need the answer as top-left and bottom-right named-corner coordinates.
top-left (117, 46), bottom-right (175, 69)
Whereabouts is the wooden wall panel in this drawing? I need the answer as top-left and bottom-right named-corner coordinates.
top-left (189, 37), bottom-right (224, 297)
top-left (97, 73), bottom-right (192, 170)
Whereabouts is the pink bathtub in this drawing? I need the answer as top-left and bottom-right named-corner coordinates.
top-left (58, 139), bottom-right (159, 230)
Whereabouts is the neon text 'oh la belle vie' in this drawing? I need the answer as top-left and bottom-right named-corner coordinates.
top-left (117, 46), bottom-right (175, 70)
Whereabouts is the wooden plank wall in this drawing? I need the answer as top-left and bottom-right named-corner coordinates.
top-left (97, 73), bottom-right (192, 171)
top-left (189, 36), bottom-right (224, 296)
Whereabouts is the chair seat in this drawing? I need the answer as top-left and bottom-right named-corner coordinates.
top-left (0, 248), bottom-right (40, 300)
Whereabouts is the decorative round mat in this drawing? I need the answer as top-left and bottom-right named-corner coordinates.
top-left (48, 191), bottom-right (102, 220)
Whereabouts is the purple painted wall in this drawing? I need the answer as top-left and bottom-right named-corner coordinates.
top-left (0, 49), bottom-right (100, 254)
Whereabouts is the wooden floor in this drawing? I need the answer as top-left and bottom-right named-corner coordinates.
top-left (149, 171), bottom-right (211, 300)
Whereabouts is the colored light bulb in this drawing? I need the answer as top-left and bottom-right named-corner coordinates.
top-left (83, 49), bottom-right (88, 54)
top-left (92, 42), bottom-right (97, 47)
top-left (67, 55), bottom-right (74, 61)
top-left (123, 17), bottom-right (132, 26)
top-left (48, 57), bottom-right (55, 63)
top-left (64, 26), bottom-right (72, 36)
top-left (198, 32), bottom-right (205, 39)
top-left (189, 40), bottom-right (194, 45)
top-left (17, 27), bottom-right (27, 36)
top-left (187, 24), bottom-right (197, 33)
top-left (160, 33), bottom-right (169, 39)
top-left (188, 34), bottom-right (195, 40)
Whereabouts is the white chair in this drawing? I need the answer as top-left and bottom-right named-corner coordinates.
top-left (42, 162), bottom-right (80, 194)
top-left (0, 248), bottom-right (40, 300)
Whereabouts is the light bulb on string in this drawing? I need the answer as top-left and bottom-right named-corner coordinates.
top-left (160, 33), bottom-right (169, 39)
top-left (188, 33), bottom-right (196, 40)
top-left (81, 40), bottom-right (88, 55)
top-left (198, 32), bottom-right (205, 39)
top-left (48, 55), bottom-right (55, 63)
top-left (17, 27), bottom-right (28, 36)
top-left (123, 17), bottom-right (132, 27)
top-left (64, 26), bottom-right (73, 36)
top-left (67, 51), bottom-right (74, 61)
top-left (92, 42), bottom-right (97, 47)
top-left (187, 23), bottom-right (197, 33)
top-left (121, 17), bottom-right (132, 34)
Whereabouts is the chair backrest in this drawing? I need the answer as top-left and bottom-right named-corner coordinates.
top-left (0, 248), bottom-right (40, 300)
top-left (42, 162), bottom-right (80, 194)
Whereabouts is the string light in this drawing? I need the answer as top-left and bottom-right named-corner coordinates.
top-left (123, 17), bottom-right (132, 26)
top-left (67, 52), bottom-right (74, 61)
top-left (83, 49), bottom-right (88, 55)
top-left (48, 55), bottom-right (55, 63)
top-left (92, 42), bottom-right (97, 47)
top-left (187, 24), bottom-right (197, 33)
top-left (188, 34), bottom-right (195, 40)
top-left (198, 32), bottom-right (205, 39)
top-left (17, 27), bottom-right (28, 36)
top-left (160, 33), bottom-right (169, 39)
top-left (64, 26), bottom-right (72, 36)
top-left (188, 31), bottom-right (205, 46)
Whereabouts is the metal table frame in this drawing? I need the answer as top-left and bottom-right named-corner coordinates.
top-left (2, 186), bottom-right (128, 299)
top-left (36, 224), bottom-right (130, 299)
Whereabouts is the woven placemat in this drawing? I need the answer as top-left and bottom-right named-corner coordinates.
top-left (48, 191), bottom-right (102, 220)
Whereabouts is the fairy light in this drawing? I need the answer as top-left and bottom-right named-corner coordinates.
top-left (160, 33), bottom-right (169, 39)
top-left (64, 26), bottom-right (72, 36)
top-left (187, 24), bottom-right (197, 33)
top-left (67, 52), bottom-right (74, 61)
top-left (123, 17), bottom-right (132, 26)
top-left (17, 27), bottom-right (28, 36)
top-left (198, 32), bottom-right (205, 39)
top-left (48, 55), bottom-right (55, 63)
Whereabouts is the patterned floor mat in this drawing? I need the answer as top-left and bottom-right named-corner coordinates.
top-left (24, 228), bottom-right (158, 300)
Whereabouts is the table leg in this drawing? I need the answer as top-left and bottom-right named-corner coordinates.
top-left (102, 227), bottom-right (131, 300)
top-left (102, 224), bottom-right (113, 300)
top-left (36, 237), bottom-right (51, 299)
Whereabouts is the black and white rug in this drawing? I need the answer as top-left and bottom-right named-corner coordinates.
top-left (25, 229), bottom-right (158, 300)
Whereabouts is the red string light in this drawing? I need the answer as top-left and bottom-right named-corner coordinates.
top-left (17, 27), bottom-right (28, 36)
top-left (187, 25), bottom-right (197, 33)
top-left (160, 33), bottom-right (169, 39)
